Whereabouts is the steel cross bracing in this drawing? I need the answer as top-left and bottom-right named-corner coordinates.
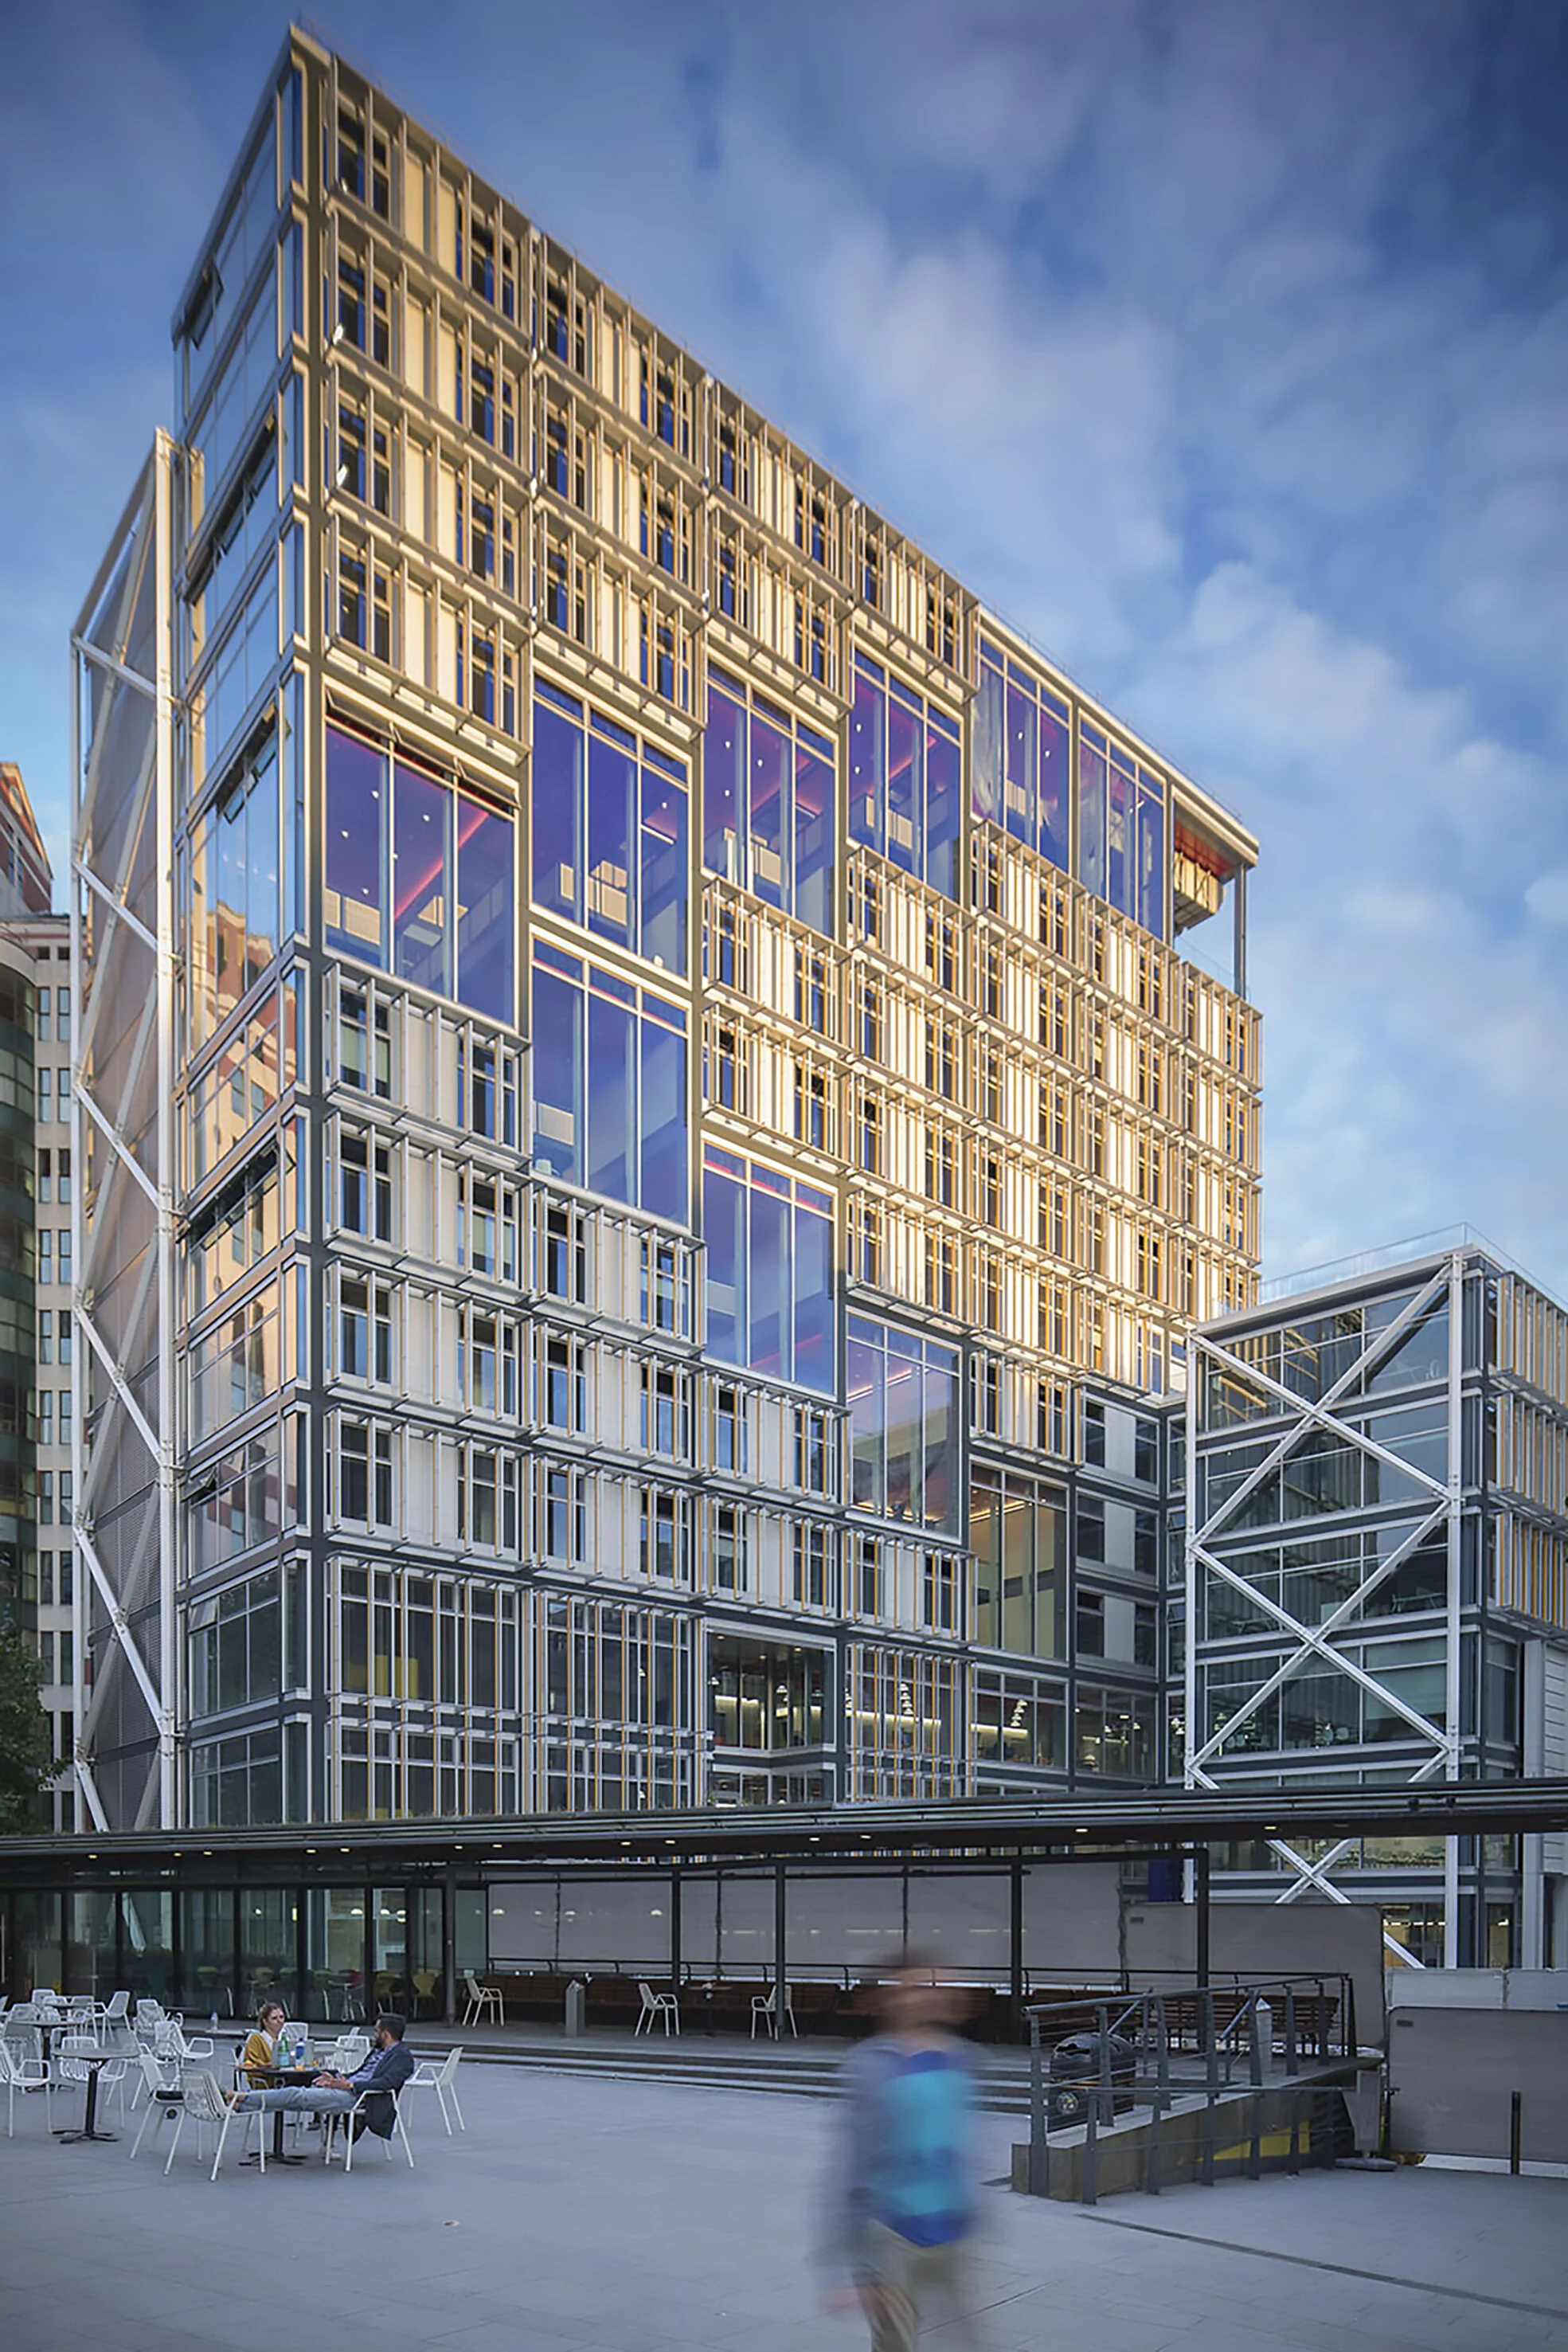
top-left (1184, 1256), bottom-right (1467, 1962)
top-left (69, 441), bottom-right (178, 1833)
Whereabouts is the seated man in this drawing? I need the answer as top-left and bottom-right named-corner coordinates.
top-left (229, 2011), bottom-right (415, 2142)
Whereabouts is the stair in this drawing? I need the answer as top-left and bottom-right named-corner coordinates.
top-left (439, 2033), bottom-right (1036, 2113)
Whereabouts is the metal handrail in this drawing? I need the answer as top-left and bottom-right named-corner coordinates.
top-left (1023, 1970), bottom-right (1357, 2202)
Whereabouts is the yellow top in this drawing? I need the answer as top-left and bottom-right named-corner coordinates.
top-left (240, 2028), bottom-right (280, 2076)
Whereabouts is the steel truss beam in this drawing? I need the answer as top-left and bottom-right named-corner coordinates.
top-left (71, 436), bottom-right (178, 1833)
top-left (1185, 1253), bottom-right (1469, 1954)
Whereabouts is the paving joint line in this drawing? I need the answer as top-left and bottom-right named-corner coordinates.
top-left (1075, 2210), bottom-right (1568, 2323)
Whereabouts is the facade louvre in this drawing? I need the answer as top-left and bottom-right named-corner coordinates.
top-left (72, 30), bottom-right (1259, 1837)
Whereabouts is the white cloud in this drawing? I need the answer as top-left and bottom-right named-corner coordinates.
top-left (1525, 870), bottom-right (1568, 926)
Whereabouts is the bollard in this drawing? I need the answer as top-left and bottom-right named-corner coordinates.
top-left (564, 1979), bottom-right (585, 2038)
top-left (1510, 2089), bottom-right (1522, 2177)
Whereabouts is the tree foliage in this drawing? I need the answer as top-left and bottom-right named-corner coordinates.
top-left (0, 1624), bottom-right (54, 1833)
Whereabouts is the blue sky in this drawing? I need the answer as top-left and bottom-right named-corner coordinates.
top-left (2, 0), bottom-right (1566, 1293)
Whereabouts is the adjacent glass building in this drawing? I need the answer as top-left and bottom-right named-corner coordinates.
top-left (1183, 1240), bottom-right (1568, 1969)
top-left (0, 767), bottom-right (75, 1827)
top-left (72, 31), bottom-right (1259, 1833)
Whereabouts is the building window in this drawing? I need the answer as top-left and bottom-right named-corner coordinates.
top-left (543, 1202), bottom-right (589, 1303)
top-left (339, 1132), bottom-right (393, 1240)
top-left (1077, 1497), bottom-right (1105, 1562)
top-left (541, 1466), bottom-right (584, 1562)
top-left (702, 667), bottom-right (835, 937)
top-left (702, 1147), bottom-right (834, 1393)
top-left (338, 1420), bottom-right (393, 1525)
top-left (847, 1317), bottom-right (960, 1532)
top-left (923, 1553), bottom-right (959, 1634)
top-left (712, 1502), bottom-right (746, 1592)
top-left (794, 1407), bottom-right (833, 1494)
top-left (1076, 1591), bottom-right (1105, 1657)
top-left (531, 683), bottom-right (688, 976)
top-left (792, 1523), bottom-right (835, 1609)
top-left (542, 1335), bottom-right (586, 1432)
top-left (849, 653), bottom-right (961, 898)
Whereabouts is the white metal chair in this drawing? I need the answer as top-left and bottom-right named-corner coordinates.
top-left (324, 2088), bottom-right (416, 2173)
top-left (635, 1982), bottom-right (680, 2037)
top-left (320, 2030), bottom-right (371, 2072)
top-left (160, 2066), bottom-right (254, 2178)
top-left (127, 2050), bottom-right (186, 2157)
top-left (54, 2032), bottom-right (130, 2129)
top-left (96, 1990), bottom-right (131, 2039)
top-left (405, 2045), bottom-right (465, 2133)
top-left (461, 1973), bottom-right (502, 2026)
top-left (155, 2018), bottom-right (216, 2064)
top-left (0, 2034), bottom-right (51, 2134)
top-left (749, 1987), bottom-right (798, 2040)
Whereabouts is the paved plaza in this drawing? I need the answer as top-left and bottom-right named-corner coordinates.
top-left (2, 2057), bottom-right (1566, 2352)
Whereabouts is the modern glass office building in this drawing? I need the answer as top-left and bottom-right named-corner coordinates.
top-left (71, 29), bottom-right (1259, 1834)
top-left (1183, 1240), bottom-right (1568, 1968)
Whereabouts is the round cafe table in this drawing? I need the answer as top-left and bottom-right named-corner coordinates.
top-left (55, 2052), bottom-right (117, 2145)
top-left (242, 2064), bottom-right (323, 2164)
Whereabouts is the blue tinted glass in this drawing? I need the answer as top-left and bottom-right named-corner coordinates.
top-left (703, 687), bottom-right (745, 882)
top-left (324, 727), bottom-right (385, 965)
top-left (1106, 757), bottom-right (1133, 917)
top-left (639, 1016), bottom-right (686, 1223)
top-left (586, 990), bottom-right (635, 1203)
top-left (848, 1326), bottom-right (883, 1511)
top-left (1078, 735), bottom-right (1107, 900)
top-left (639, 761), bottom-right (686, 972)
top-left (793, 738), bottom-right (834, 936)
top-left (749, 714), bottom-right (788, 907)
top-left (586, 735), bottom-right (635, 949)
top-left (531, 701), bottom-right (581, 921)
top-left (925, 718), bottom-right (960, 899)
top-left (1038, 704), bottom-right (1069, 871)
top-left (248, 743), bottom-right (280, 971)
top-left (530, 969), bottom-right (581, 1180)
top-left (885, 693), bottom-right (920, 875)
top-left (923, 1344), bottom-right (960, 1532)
top-left (792, 1201), bottom-right (834, 1394)
top-left (883, 1344), bottom-right (920, 1520)
top-left (393, 761), bottom-right (450, 993)
top-left (748, 1183), bottom-right (788, 1379)
top-left (848, 663), bottom-right (883, 851)
top-left (702, 1165), bottom-right (745, 1364)
top-left (1004, 679), bottom-right (1034, 846)
top-left (456, 796), bottom-right (514, 1022)
top-left (1136, 784), bottom-right (1164, 938)
top-left (972, 659), bottom-right (1004, 824)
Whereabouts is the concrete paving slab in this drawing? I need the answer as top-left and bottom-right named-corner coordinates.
top-left (2, 2060), bottom-right (1565, 2351)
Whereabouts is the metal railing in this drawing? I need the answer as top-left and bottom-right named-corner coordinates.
top-left (1023, 1974), bottom-right (1359, 2204)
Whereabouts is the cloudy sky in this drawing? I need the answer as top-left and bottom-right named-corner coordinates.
top-left (2, 0), bottom-right (1566, 1293)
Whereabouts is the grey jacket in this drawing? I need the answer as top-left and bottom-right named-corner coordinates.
top-left (822, 2033), bottom-right (980, 2284)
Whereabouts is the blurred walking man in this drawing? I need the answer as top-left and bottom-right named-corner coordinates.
top-left (825, 1951), bottom-right (982, 2352)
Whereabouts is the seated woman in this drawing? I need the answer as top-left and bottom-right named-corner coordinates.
top-left (240, 2000), bottom-right (290, 2081)
top-left (228, 2012), bottom-right (414, 2140)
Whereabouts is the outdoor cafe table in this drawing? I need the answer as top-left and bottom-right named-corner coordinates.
top-left (54, 2049), bottom-right (117, 2145)
top-left (243, 2064), bottom-right (326, 2164)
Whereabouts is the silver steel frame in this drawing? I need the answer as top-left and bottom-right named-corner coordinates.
top-left (1184, 1252), bottom-right (1467, 1964)
top-left (69, 439), bottom-right (179, 1833)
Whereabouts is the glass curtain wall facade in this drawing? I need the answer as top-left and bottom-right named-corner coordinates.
top-left (1184, 1245), bottom-right (1568, 1969)
top-left (72, 31), bottom-right (1259, 1833)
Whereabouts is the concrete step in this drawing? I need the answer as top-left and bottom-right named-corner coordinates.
top-left (444, 2035), bottom-right (1036, 2111)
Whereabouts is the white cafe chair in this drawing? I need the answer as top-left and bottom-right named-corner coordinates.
top-left (635, 1982), bottom-right (680, 2037)
top-left (0, 2033), bottom-right (52, 2134)
top-left (405, 2045), bottom-right (466, 2133)
top-left (461, 1972), bottom-right (503, 2027)
top-left (323, 2083), bottom-right (415, 2173)
top-left (127, 2050), bottom-right (185, 2157)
